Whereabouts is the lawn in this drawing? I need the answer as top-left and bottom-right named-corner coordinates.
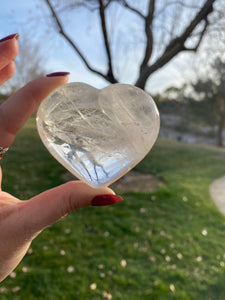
top-left (1, 116), bottom-right (225, 299)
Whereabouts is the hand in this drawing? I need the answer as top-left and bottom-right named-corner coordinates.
top-left (0, 34), bottom-right (122, 282)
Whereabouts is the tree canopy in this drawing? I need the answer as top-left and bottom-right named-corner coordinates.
top-left (191, 57), bottom-right (225, 146)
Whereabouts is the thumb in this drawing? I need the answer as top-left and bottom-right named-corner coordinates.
top-left (21, 181), bottom-right (123, 236)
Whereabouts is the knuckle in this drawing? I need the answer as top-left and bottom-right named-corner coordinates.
top-left (63, 181), bottom-right (81, 212)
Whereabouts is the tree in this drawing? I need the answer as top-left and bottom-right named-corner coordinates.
top-left (191, 57), bottom-right (225, 146)
top-left (43, 0), bottom-right (216, 90)
top-left (161, 85), bottom-right (189, 102)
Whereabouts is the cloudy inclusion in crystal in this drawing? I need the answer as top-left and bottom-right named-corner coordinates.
top-left (36, 83), bottom-right (160, 188)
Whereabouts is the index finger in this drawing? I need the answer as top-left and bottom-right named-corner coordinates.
top-left (0, 73), bottom-right (69, 148)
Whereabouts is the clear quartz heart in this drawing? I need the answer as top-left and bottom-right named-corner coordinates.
top-left (36, 83), bottom-right (160, 188)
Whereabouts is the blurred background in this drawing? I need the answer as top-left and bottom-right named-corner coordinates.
top-left (1, 1), bottom-right (225, 299)
top-left (0, 0), bottom-right (225, 147)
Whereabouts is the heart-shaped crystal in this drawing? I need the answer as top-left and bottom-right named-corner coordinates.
top-left (36, 83), bottom-right (160, 188)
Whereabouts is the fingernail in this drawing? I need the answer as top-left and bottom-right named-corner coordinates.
top-left (91, 194), bottom-right (123, 206)
top-left (0, 33), bottom-right (19, 43)
top-left (46, 72), bottom-right (70, 77)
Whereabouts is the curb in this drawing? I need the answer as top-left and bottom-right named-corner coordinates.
top-left (209, 176), bottom-right (225, 215)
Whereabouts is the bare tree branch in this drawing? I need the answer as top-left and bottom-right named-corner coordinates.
top-left (98, 0), bottom-right (117, 82)
top-left (140, 0), bottom-right (155, 72)
top-left (156, 0), bottom-right (201, 17)
top-left (120, 0), bottom-right (145, 19)
top-left (184, 19), bottom-right (209, 51)
top-left (135, 0), bottom-right (215, 88)
top-left (104, 0), bottom-right (112, 9)
top-left (42, 0), bottom-right (218, 90)
top-left (44, 0), bottom-right (115, 83)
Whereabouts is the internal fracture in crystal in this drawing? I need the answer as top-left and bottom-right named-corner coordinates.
top-left (36, 83), bottom-right (160, 188)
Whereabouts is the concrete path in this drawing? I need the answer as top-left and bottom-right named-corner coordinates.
top-left (209, 176), bottom-right (225, 215)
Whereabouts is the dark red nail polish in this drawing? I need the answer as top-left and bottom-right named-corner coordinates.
top-left (91, 194), bottom-right (123, 206)
top-left (0, 33), bottom-right (19, 43)
top-left (46, 72), bottom-right (70, 77)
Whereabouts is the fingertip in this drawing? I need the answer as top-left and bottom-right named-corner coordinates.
top-left (91, 194), bottom-right (123, 206)
top-left (0, 36), bottom-right (19, 61)
top-left (45, 72), bottom-right (70, 86)
top-left (63, 181), bottom-right (115, 209)
top-left (16, 73), bottom-right (69, 106)
top-left (106, 187), bottom-right (116, 195)
top-left (0, 33), bottom-right (19, 43)
top-left (46, 72), bottom-right (70, 78)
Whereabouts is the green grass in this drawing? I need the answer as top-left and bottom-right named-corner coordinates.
top-left (1, 116), bottom-right (225, 299)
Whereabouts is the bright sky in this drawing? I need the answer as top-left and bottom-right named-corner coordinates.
top-left (0, 0), bottom-right (205, 94)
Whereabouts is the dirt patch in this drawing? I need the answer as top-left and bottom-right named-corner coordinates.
top-left (61, 171), bottom-right (164, 193)
top-left (111, 171), bottom-right (164, 193)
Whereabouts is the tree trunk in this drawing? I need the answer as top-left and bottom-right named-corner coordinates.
top-left (135, 67), bottom-right (152, 89)
top-left (217, 115), bottom-right (225, 147)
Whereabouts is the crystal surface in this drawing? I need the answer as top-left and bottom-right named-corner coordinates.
top-left (36, 83), bottom-right (160, 188)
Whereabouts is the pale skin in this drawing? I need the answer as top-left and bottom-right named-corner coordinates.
top-left (0, 36), bottom-right (116, 282)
